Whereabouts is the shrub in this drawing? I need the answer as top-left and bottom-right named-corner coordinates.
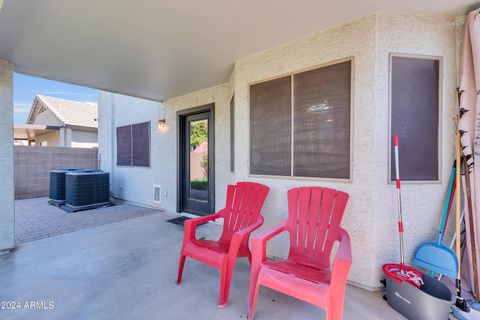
top-left (191, 178), bottom-right (208, 191)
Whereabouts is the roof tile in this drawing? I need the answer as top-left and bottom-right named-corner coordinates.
top-left (37, 95), bottom-right (98, 128)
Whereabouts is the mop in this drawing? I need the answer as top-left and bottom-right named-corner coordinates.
top-left (384, 134), bottom-right (424, 287)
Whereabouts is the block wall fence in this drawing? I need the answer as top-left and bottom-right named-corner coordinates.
top-left (14, 146), bottom-right (98, 199)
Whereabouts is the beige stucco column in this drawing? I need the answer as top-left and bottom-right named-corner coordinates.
top-left (0, 59), bottom-right (14, 252)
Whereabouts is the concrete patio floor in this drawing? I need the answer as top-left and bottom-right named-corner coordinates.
top-left (15, 197), bottom-right (162, 243)
top-left (0, 211), bottom-right (406, 320)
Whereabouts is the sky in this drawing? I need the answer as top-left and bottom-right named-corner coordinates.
top-left (13, 73), bottom-right (97, 124)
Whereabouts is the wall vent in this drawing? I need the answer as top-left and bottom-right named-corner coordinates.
top-left (153, 185), bottom-right (161, 204)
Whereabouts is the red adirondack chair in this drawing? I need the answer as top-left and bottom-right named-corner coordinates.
top-left (176, 182), bottom-right (269, 308)
top-left (249, 187), bottom-right (352, 320)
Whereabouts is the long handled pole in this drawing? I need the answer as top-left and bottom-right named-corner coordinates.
top-left (430, 162), bottom-right (456, 277)
top-left (463, 154), bottom-right (480, 300)
top-left (455, 116), bottom-right (470, 312)
top-left (442, 167), bottom-right (456, 234)
top-left (393, 134), bottom-right (405, 271)
top-left (439, 209), bottom-right (464, 281)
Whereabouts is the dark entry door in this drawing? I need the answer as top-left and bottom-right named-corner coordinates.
top-left (179, 108), bottom-right (214, 215)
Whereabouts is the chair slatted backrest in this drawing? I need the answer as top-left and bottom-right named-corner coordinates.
top-left (287, 187), bottom-right (349, 269)
top-left (220, 182), bottom-right (269, 244)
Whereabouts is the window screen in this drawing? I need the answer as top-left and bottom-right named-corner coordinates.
top-left (249, 60), bottom-right (352, 179)
top-left (293, 61), bottom-right (351, 178)
top-left (230, 95), bottom-right (235, 172)
top-left (390, 56), bottom-right (439, 181)
top-left (250, 76), bottom-right (292, 176)
top-left (116, 121), bottom-right (150, 167)
top-left (116, 125), bottom-right (132, 166)
top-left (132, 122), bottom-right (150, 167)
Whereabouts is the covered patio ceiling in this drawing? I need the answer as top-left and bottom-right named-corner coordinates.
top-left (0, 0), bottom-right (476, 102)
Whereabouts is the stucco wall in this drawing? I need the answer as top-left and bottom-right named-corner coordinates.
top-left (98, 93), bottom-right (164, 207)
top-left (71, 130), bottom-right (98, 148)
top-left (98, 84), bottom-right (233, 211)
top-left (0, 59), bottom-right (14, 251)
top-left (163, 83), bottom-right (234, 212)
top-left (231, 14), bottom-right (459, 289)
top-left (98, 14), bottom-right (460, 289)
top-left (33, 129), bottom-right (98, 148)
top-left (98, 92), bottom-right (113, 186)
top-left (372, 14), bottom-right (460, 285)
top-left (32, 107), bottom-right (62, 126)
top-left (233, 15), bottom-right (378, 288)
top-left (35, 131), bottom-right (61, 147)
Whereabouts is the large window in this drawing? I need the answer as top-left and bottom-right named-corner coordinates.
top-left (250, 60), bottom-right (352, 179)
top-left (116, 121), bottom-right (150, 167)
top-left (250, 76), bottom-right (292, 176)
top-left (390, 55), bottom-right (440, 181)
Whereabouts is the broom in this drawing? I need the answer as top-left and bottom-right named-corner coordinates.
top-left (455, 116), bottom-right (470, 312)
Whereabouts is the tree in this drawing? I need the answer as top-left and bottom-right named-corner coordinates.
top-left (190, 120), bottom-right (208, 149)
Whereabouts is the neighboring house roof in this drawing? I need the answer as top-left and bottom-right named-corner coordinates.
top-left (192, 141), bottom-right (208, 154)
top-left (13, 124), bottom-right (61, 141)
top-left (26, 95), bottom-right (98, 129)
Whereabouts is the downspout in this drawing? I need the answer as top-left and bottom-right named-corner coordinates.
top-left (63, 126), bottom-right (67, 147)
top-left (110, 93), bottom-right (116, 198)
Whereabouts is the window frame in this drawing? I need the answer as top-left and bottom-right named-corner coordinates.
top-left (230, 94), bottom-right (235, 172)
top-left (116, 121), bottom-right (151, 168)
top-left (247, 57), bottom-right (355, 182)
top-left (387, 53), bottom-right (443, 184)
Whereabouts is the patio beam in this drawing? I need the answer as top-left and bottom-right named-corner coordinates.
top-left (0, 59), bottom-right (14, 252)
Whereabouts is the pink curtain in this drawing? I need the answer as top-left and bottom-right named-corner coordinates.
top-left (458, 8), bottom-right (480, 301)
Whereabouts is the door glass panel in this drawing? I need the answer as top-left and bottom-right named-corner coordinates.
top-left (189, 119), bottom-right (208, 201)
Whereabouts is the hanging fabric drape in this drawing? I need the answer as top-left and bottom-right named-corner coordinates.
top-left (458, 8), bottom-right (480, 301)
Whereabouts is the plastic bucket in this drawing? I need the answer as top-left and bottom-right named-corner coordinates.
top-left (383, 264), bottom-right (451, 320)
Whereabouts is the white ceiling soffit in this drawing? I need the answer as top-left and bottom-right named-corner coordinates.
top-left (0, 0), bottom-right (476, 102)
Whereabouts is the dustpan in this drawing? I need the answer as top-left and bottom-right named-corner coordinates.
top-left (413, 161), bottom-right (458, 278)
top-left (413, 244), bottom-right (458, 278)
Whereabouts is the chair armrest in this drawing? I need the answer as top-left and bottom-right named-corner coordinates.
top-left (251, 220), bottom-right (289, 263)
top-left (252, 220), bottom-right (289, 243)
top-left (228, 217), bottom-right (265, 256)
top-left (330, 228), bottom-right (352, 290)
top-left (233, 216), bottom-right (265, 237)
top-left (183, 213), bottom-right (222, 243)
top-left (249, 220), bottom-right (289, 298)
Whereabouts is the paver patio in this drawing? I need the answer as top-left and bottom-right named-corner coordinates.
top-left (0, 211), bottom-right (406, 320)
top-left (14, 197), bottom-right (162, 243)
